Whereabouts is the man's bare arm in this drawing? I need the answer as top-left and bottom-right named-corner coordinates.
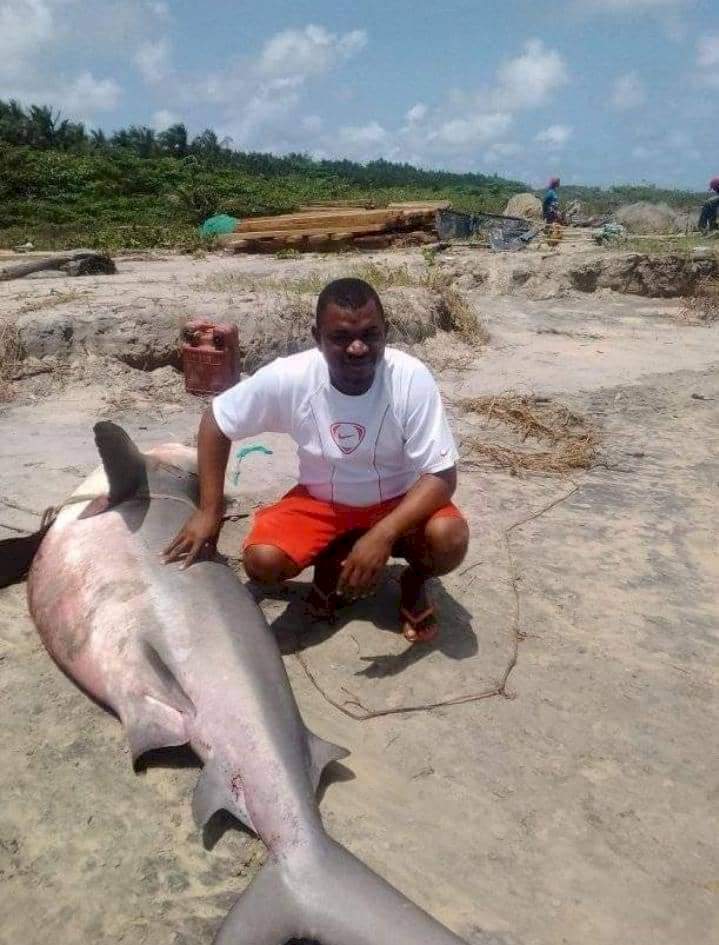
top-left (338, 467), bottom-right (456, 595)
top-left (372, 467), bottom-right (456, 542)
top-left (162, 409), bottom-right (231, 567)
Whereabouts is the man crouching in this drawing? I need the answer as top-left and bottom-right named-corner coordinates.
top-left (164, 277), bottom-right (469, 643)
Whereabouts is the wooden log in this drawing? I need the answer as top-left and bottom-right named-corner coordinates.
top-left (220, 222), bottom-right (395, 246)
top-left (352, 234), bottom-right (395, 250)
top-left (234, 207), bottom-right (433, 235)
top-left (387, 201), bottom-right (450, 211)
top-left (0, 251), bottom-right (115, 282)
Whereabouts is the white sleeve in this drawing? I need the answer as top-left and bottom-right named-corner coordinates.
top-left (212, 360), bottom-right (287, 440)
top-left (402, 364), bottom-right (459, 475)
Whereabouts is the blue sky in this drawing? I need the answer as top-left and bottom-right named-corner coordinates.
top-left (1, 0), bottom-right (717, 188)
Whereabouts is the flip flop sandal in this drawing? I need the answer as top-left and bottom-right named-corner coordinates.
top-left (306, 583), bottom-right (340, 623)
top-left (400, 605), bottom-right (439, 644)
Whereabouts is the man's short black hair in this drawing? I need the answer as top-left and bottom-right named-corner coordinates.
top-left (316, 278), bottom-right (385, 328)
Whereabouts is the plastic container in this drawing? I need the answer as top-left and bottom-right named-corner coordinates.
top-left (181, 320), bottom-right (240, 395)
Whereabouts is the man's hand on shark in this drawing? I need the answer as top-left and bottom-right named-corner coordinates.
top-left (162, 508), bottom-right (221, 568)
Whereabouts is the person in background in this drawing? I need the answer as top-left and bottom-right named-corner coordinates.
top-left (543, 177), bottom-right (561, 223)
top-left (698, 177), bottom-right (719, 233)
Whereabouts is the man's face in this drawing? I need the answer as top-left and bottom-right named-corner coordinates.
top-left (313, 299), bottom-right (386, 393)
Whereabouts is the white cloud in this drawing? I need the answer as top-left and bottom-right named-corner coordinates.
top-left (483, 140), bottom-right (521, 165)
top-left (148, 1), bottom-right (170, 17)
top-left (697, 34), bottom-right (719, 67)
top-left (611, 72), bottom-right (647, 109)
top-left (258, 24), bottom-right (367, 79)
top-left (58, 71), bottom-right (122, 112)
top-left (631, 144), bottom-right (654, 159)
top-left (334, 121), bottom-right (389, 159)
top-left (152, 108), bottom-right (179, 129)
top-left (406, 103), bottom-right (427, 123)
top-left (493, 39), bottom-right (568, 110)
top-left (696, 33), bottom-right (719, 87)
top-left (189, 23), bottom-right (368, 151)
top-left (433, 112), bottom-right (513, 147)
top-left (0, 0), bottom-right (54, 76)
top-left (535, 124), bottom-right (572, 149)
top-left (135, 37), bottom-right (172, 83)
top-left (302, 114), bottom-right (324, 133)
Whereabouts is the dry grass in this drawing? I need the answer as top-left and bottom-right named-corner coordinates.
top-left (204, 262), bottom-right (419, 296)
top-left (457, 394), bottom-right (598, 474)
top-left (17, 289), bottom-right (87, 315)
top-left (0, 321), bottom-right (22, 402)
top-left (206, 260), bottom-right (488, 370)
top-left (678, 278), bottom-right (719, 325)
top-left (435, 286), bottom-right (490, 346)
top-left (241, 297), bottom-right (316, 374)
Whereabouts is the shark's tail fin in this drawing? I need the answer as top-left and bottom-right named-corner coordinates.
top-left (213, 835), bottom-right (470, 945)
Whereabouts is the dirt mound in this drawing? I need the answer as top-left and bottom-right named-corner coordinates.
top-left (13, 286), bottom-right (485, 377)
top-left (678, 278), bottom-right (719, 324)
top-left (567, 254), bottom-right (717, 298)
top-left (614, 202), bottom-right (686, 235)
top-left (437, 247), bottom-right (718, 300)
top-left (504, 193), bottom-right (543, 220)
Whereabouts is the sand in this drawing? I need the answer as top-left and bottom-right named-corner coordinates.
top-left (1, 246), bottom-right (718, 945)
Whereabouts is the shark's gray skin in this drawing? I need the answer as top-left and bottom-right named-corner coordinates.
top-left (27, 422), bottom-right (472, 945)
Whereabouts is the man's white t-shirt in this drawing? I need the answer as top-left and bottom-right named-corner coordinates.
top-left (212, 347), bottom-right (458, 508)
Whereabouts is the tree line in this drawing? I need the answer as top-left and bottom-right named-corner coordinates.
top-left (0, 98), bottom-right (523, 192)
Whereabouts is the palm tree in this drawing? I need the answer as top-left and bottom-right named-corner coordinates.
top-left (158, 122), bottom-right (188, 157)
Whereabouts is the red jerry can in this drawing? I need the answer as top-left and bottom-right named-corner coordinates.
top-left (181, 320), bottom-right (240, 395)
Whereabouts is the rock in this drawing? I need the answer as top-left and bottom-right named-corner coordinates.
top-left (504, 193), bottom-right (543, 220)
top-left (614, 202), bottom-right (685, 235)
top-left (692, 246), bottom-right (714, 261)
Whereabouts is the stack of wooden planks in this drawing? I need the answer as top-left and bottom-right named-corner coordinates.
top-left (219, 201), bottom-right (449, 253)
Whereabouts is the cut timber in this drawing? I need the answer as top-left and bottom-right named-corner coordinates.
top-left (387, 201), bottom-right (450, 210)
top-left (299, 201), bottom-right (378, 210)
top-left (0, 251), bottom-right (116, 282)
top-left (234, 208), bottom-right (433, 235)
top-left (225, 201), bottom-right (442, 253)
top-left (352, 234), bottom-right (395, 250)
top-left (220, 222), bottom-right (394, 247)
top-left (229, 232), bottom-right (355, 254)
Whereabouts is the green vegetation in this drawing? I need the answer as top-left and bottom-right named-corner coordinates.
top-left (0, 99), bottom-right (707, 251)
top-left (562, 183), bottom-right (703, 214)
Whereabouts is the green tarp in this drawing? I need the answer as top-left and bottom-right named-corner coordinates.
top-left (198, 214), bottom-right (238, 237)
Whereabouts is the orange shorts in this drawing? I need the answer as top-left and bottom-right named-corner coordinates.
top-left (244, 485), bottom-right (464, 570)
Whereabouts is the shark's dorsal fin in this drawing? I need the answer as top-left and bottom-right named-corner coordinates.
top-left (93, 421), bottom-right (148, 504)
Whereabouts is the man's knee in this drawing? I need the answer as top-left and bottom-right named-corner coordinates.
top-left (243, 544), bottom-right (300, 585)
top-left (407, 516), bottom-right (469, 575)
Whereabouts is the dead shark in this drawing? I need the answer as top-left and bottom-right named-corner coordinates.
top-left (26, 421), bottom-right (474, 945)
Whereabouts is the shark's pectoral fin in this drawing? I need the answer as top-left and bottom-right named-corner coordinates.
top-left (307, 731), bottom-right (350, 790)
top-left (192, 759), bottom-right (255, 833)
top-left (122, 696), bottom-right (189, 767)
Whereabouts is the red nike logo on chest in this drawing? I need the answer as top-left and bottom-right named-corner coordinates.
top-left (330, 422), bottom-right (366, 454)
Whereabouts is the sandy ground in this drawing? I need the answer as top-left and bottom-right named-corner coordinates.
top-left (1, 248), bottom-right (718, 945)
